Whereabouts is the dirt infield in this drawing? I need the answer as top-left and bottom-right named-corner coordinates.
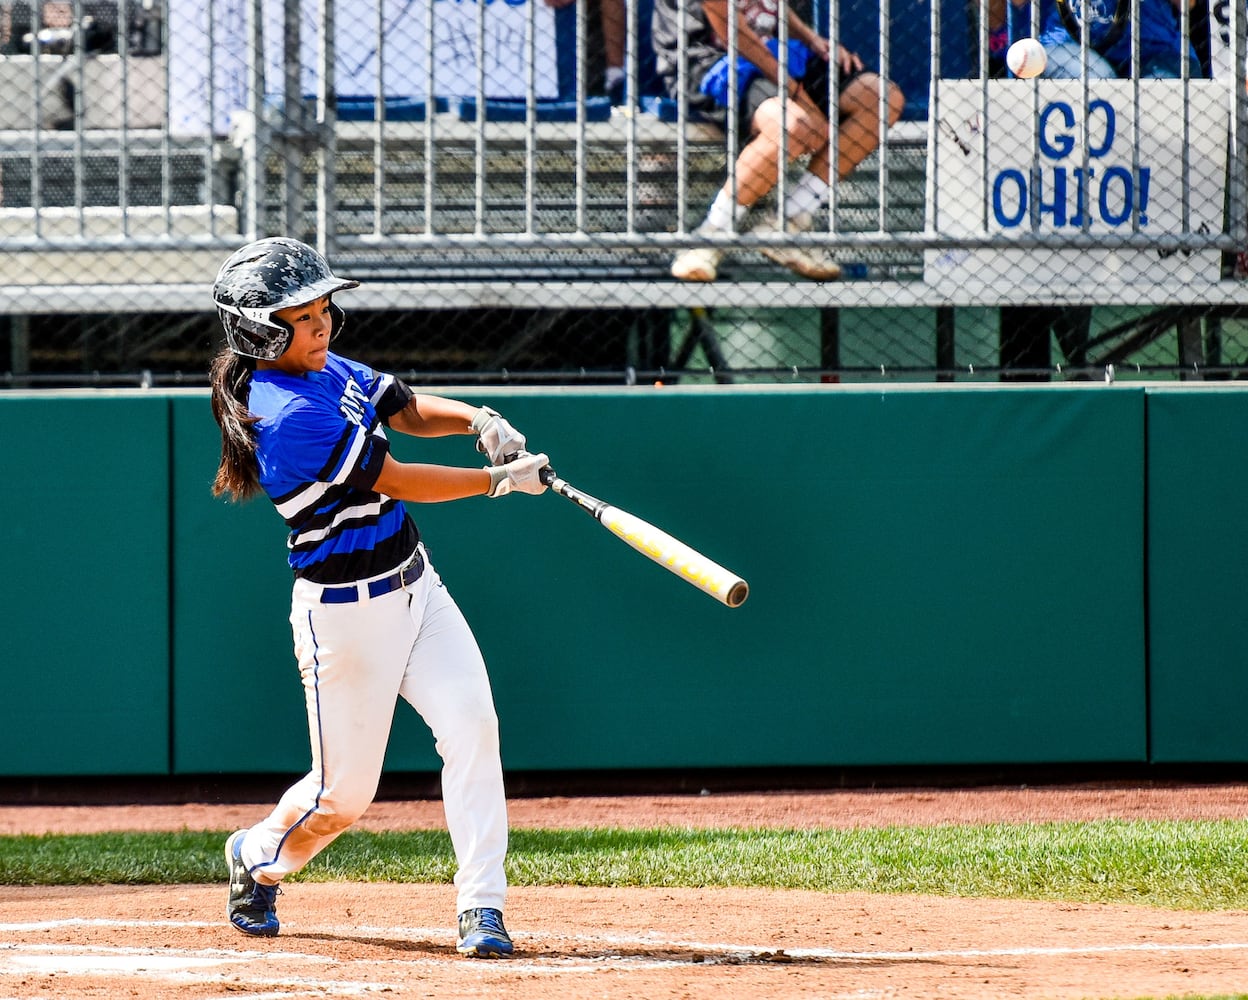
top-left (2, 782), bottom-right (1247, 999)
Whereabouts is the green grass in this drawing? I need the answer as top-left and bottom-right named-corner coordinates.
top-left (2, 819), bottom-right (1248, 911)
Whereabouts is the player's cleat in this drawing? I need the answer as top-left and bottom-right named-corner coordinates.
top-left (754, 212), bottom-right (843, 281)
top-left (456, 907), bottom-right (514, 957)
top-left (671, 224), bottom-right (727, 282)
top-left (226, 829), bottom-right (281, 937)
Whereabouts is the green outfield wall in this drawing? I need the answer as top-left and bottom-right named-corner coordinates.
top-left (0, 385), bottom-right (1240, 777)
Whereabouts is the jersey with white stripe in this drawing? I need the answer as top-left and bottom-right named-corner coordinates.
top-left (249, 352), bottom-right (418, 584)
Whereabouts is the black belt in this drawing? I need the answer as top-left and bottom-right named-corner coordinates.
top-left (318, 551), bottom-right (425, 605)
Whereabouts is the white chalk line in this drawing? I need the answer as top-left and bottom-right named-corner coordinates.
top-left (0, 933), bottom-right (683, 981)
top-left (2, 917), bottom-right (1248, 987)
top-left (0, 945), bottom-right (396, 996)
top-left (8, 918), bottom-right (1248, 963)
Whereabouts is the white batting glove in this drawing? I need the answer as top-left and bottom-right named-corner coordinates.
top-left (470, 405), bottom-right (528, 466)
top-left (486, 452), bottom-right (550, 498)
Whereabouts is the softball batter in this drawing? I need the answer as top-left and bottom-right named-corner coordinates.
top-left (208, 237), bottom-right (547, 958)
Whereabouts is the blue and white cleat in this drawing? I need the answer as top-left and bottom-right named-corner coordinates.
top-left (225, 829), bottom-right (280, 937)
top-left (456, 907), bottom-right (514, 957)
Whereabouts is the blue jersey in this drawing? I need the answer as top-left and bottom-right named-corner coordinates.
top-left (249, 352), bottom-right (419, 584)
top-left (1033, 0), bottom-right (1193, 71)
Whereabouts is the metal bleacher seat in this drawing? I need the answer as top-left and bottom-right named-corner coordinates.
top-left (335, 96), bottom-right (448, 122)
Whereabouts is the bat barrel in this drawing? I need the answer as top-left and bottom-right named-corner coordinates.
top-left (725, 580), bottom-right (749, 608)
top-left (545, 471), bottom-right (749, 609)
top-left (600, 504), bottom-right (749, 609)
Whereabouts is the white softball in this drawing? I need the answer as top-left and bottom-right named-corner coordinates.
top-left (1006, 38), bottom-right (1047, 79)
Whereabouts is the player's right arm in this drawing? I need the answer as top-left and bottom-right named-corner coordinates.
top-left (372, 452), bottom-right (549, 502)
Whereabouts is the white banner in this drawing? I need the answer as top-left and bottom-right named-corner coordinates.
top-left (923, 80), bottom-right (1228, 292)
top-left (169, 0), bottom-right (559, 136)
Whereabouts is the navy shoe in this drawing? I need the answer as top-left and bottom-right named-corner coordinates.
top-left (456, 906), bottom-right (514, 957)
top-left (225, 829), bottom-right (280, 937)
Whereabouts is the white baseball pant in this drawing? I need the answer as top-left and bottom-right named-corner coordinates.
top-left (236, 546), bottom-right (508, 914)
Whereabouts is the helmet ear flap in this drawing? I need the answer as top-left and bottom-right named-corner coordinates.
top-left (217, 305), bottom-right (294, 361)
top-left (329, 300), bottom-right (347, 341)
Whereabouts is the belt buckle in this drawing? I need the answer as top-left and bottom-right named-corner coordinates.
top-left (402, 552), bottom-right (423, 587)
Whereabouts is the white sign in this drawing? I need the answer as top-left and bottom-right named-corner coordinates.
top-left (169, 0), bottom-right (559, 136)
top-left (923, 80), bottom-right (1228, 292)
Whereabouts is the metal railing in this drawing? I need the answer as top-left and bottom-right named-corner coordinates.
top-left (1, 0), bottom-right (1247, 384)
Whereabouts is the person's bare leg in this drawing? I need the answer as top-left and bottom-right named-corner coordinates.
top-left (601, 0), bottom-right (626, 100)
top-left (834, 73), bottom-right (905, 179)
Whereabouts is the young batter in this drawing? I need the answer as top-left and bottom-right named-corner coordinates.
top-left (208, 237), bottom-right (548, 958)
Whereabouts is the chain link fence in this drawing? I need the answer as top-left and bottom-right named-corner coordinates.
top-left (1, 0), bottom-right (1246, 387)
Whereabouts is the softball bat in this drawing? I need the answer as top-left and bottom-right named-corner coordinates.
top-left (539, 467), bottom-right (749, 608)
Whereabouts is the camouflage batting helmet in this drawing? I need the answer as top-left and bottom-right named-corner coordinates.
top-left (212, 238), bottom-right (360, 361)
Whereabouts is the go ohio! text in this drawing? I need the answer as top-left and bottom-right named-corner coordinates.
top-left (991, 100), bottom-right (1152, 230)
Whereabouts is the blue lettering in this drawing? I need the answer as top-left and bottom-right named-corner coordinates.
top-left (1039, 102), bottom-right (1076, 159)
top-left (1087, 99), bottom-right (1115, 158)
top-left (988, 165), bottom-right (1153, 229)
top-left (992, 169), bottom-right (1028, 227)
top-left (1037, 167), bottom-right (1069, 227)
top-left (1099, 165), bottom-right (1133, 225)
top-left (1038, 99), bottom-right (1117, 161)
top-left (1070, 167), bottom-right (1091, 227)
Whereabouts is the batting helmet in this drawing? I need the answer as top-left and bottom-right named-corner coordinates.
top-left (212, 238), bottom-right (360, 361)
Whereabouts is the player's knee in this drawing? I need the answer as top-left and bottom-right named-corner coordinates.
top-left (841, 73), bottom-right (883, 118)
top-left (753, 99), bottom-right (785, 141)
top-left (302, 790), bottom-right (376, 835)
top-left (436, 707), bottom-right (500, 762)
top-left (886, 80), bottom-right (906, 125)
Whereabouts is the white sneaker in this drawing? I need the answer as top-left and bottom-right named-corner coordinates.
top-left (754, 212), bottom-right (842, 281)
top-left (671, 244), bottom-right (725, 282)
top-left (671, 222), bottom-right (730, 281)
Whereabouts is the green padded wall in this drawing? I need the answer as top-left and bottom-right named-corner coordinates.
top-left (3, 386), bottom-right (1152, 777)
top-left (413, 386), bottom-right (1147, 769)
top-left (1147, 388), bottom-right (1248, 762)
top-left (0, 393), bottom-right (170, 775)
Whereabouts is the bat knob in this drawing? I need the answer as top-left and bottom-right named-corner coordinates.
top-left (539, 466), bottom-right (557, 486)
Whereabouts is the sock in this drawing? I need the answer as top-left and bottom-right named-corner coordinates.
top-left (704, 189), bottom-right (750, 231)
top-left (783, 172), bottom-right (830, 230)
top-left (605, 66), bottom-right (625, 89)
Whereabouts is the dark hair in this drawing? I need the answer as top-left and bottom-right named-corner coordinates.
top-left (208, 345), bottom-right (262, 500)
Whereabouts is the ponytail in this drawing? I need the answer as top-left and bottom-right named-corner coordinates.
top-left (209, 346), bottom-right (262, 500)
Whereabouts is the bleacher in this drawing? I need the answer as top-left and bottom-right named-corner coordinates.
top-left (1, 0), bottom-right (1242, 393)
top-left (0, 0), bottom-right (937, 300)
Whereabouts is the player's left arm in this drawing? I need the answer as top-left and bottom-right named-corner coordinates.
top-left (385, 392), bottom-right (481, 439)
top-left (385, 392), bottom-right (532, 467)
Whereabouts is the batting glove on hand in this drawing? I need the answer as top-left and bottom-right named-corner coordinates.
top-left (486, 452), bottom-right (550, 498)
top-left (471, 406), bottom-right (528, 467)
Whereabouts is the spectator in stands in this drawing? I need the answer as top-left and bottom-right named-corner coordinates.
top-left (545, 0), bottom-right (629, 103)
top-left (990, 0), bottom-right (1201, 80)
top-left (601, 0), bottom-right (628, 102)
top-left (991, 0), bottom-right (1200, 379)
top-left (653, 0), bottom-right (905, 281)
